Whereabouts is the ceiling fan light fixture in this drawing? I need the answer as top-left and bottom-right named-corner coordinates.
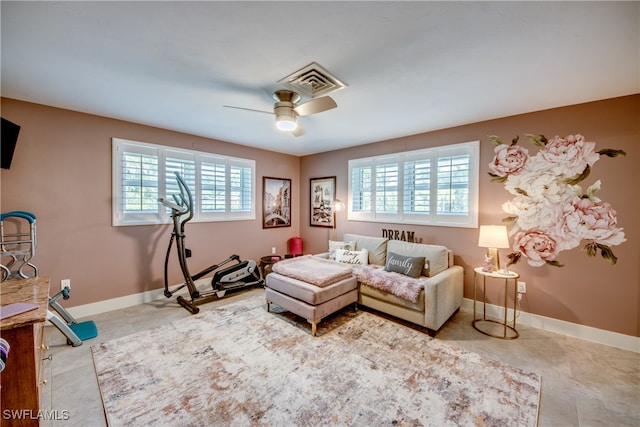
top-left (274, 102), bottom-right (298, 131)
top-left (275, 116), bottom-right (297, 131)
top-left (224, 86), bottom-right (334, 137)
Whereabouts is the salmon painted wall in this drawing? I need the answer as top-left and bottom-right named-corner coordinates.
top-left (0, 99), bottom-right (300, 306)
top-left (300, 95), bottom-right (639, 337)
top-left (1, 96), bottom-right (638, 337)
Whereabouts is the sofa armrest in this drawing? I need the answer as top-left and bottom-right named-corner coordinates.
top-left (422, 265), bottom-right (464, 331)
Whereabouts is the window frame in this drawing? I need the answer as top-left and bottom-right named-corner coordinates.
top-left (348, 141), bottom-right (479, 228)
top-left (112, 138), bottom-right (256, 226)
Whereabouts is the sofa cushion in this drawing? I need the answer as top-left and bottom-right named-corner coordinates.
top-left (343, 233), bottom-right (388, 266)
top-left (359, 281), bottom-right (425, 312)
top-left (335, 248), bottom-right (369, 265)
top-left (354, 265), bottom-right (425, 303)
top-left (384, 252), bottom-right (424, 278)
top-left (328, 240), bottom-right (356, 260)
top-left (387, 240), bottom-right (449, 277)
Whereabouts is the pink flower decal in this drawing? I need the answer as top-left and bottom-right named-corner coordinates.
top-left (512, 230), bottom-right (560, 267)
top-left (560, 198), bottom-right (626, 248)
top-left (489, 134), bottom-right (626, 267)
top-left (489, 144), bottom-right (530, 178)
top-left (540, 134), bottom-right (600, 177)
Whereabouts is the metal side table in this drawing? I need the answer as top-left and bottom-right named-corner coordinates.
top-left (472, 267), bottom-right (520, 339)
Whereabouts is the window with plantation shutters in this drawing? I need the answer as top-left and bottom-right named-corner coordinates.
top-left (112, 138), bottom-right (255, 226)
top-left (436, 154), bottom-right (470, 215)
top-left (404, 158), bottom-right (431, 215)
top-left (375, 162), bottom-right (399, 214)
top-left (201, 161), bottom-right (226, 213)
top-left (229, 163), bottom-right (253, 214)
top-left (350, 163), bottom-right (372, 216)
top-left (348, 141), bottom-right (478, 228)
top-left (122, 151), bottom-right (159, 214)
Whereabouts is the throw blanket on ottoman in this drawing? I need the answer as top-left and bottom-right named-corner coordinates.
top-left (353, 265), bottom-right (425, 303)
top-left (272, 255), bottom-right (353, 287)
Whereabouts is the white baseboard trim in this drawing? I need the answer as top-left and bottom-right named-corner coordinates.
top-left (63, 280), bottom-right (210, 319)
top-left (61, 290), bottom-right (638, 353)
top-left (65, 288), bottom-right (167, 319)
top-left (462, 298), bottom-right (640, 353)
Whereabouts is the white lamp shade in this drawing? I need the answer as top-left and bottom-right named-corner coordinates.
top-left (478, 225), bottom-right (510, 249)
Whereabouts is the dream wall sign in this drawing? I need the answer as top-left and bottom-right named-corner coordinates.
top-left (381, 229), bottom-right (422, 243)
top-left (488, 134), bottom-right (626, 268)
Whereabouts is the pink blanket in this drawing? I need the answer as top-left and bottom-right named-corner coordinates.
top-left (353, 265), bottom-right (425, 303)
top-left (272, 255), bottom-right (354, 287)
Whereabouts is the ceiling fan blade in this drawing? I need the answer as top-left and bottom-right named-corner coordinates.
top-left (223, 105), bottom-right (273, 115)
top-left (292, 125), bottom-right (306, 137)
top-left (294, 96), bottom-right (337, 116)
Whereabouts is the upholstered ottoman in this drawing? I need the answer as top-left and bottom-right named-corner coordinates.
top-left (266, 273), bottom-right (357, 336)
top-left (265, 255), bottom-right (358, 336)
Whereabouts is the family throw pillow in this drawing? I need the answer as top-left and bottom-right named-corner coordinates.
top-left (335, 248), bottom-right (369, 265)
top-left (328, 240), bottom-right (355, 260)
top-left (384, 252), bottom-right (425, 278)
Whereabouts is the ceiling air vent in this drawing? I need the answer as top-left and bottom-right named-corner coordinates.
top-left (278, 62), bottom-right (346, 98)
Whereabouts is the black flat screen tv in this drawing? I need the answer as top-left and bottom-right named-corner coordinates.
top-left (1, 117), bottom-right (21, 169)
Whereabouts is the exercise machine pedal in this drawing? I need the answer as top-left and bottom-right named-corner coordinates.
top-left (48, 287), bottom-right (98, 346)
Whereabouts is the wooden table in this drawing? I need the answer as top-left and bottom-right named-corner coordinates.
top-left (259, 255), bottom-right (282, 278)
top-left (1, 276), bottom-right (51, 427)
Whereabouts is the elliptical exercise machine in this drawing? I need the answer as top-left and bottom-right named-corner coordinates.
top-left (160, 172), bottom-right (263, 314)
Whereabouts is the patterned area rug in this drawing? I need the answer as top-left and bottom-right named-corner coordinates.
top-left (91, 294), bottom-right (540, 426)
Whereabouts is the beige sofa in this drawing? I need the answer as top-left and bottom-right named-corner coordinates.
top-left (323, 233), bottom-right (464, 335)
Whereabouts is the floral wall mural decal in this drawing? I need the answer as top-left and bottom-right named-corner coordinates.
top-left (488, 134), bottom-right (626, 268)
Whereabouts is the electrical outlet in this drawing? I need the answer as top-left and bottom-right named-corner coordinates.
top-left (61, 279), bottom-right (71, 291)
top-left (517, 281), bottom-right (526, 294)
top-left (272, 247), bottom-right (276, 254)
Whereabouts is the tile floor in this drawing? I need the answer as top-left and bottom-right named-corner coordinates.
top-left (39, 288), bottom-right (639, 427)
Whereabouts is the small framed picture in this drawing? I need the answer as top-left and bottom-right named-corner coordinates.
top-left (310, 176), bottom-right (336, 228)
top-left (263, 177), bottom-right (291, 228)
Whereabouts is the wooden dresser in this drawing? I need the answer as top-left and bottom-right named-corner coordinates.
top-left (0, 276), bottom-right (50, 427)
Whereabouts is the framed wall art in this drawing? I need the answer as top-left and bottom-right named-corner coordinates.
top-left (263, 177), bottom-right (291, 228)
top-left (310, 176), bottom-right (336, 228)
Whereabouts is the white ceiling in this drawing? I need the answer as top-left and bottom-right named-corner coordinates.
top-left (1, 1), bottom-right (638, 156)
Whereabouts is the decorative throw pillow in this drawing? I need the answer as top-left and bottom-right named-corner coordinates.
top-left (384, 252), bottom-right (425, 278)
top-left (335, 248), bottom-right (369, 265)
top-left (386, 240), bottom-right (448, 277)
top-left (328, 240), bottom-right (355, 260)
top-left (343, 234), bottom-right (388, 266)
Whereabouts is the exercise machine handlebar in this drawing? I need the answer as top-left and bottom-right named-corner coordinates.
top-left (159, 172), bottom-right (194, 224)
top-left (158, 197), bottom-right (186, 214)
top-left (176, 172), bottom-right (194, 224)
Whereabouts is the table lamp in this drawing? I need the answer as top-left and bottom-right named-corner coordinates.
top-left (478, 225), bottom-right (510, 273)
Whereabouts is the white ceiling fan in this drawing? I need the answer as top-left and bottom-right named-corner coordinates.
top-left (223, 89), bottom-right (337, 137)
